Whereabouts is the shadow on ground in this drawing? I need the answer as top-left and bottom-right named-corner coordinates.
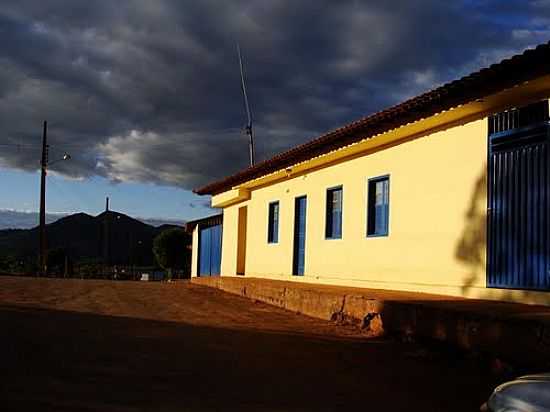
top-left (0, 304), bottom-right (498, 412)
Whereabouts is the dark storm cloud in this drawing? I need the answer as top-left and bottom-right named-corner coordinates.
top-left (0, 0), bottom-right (548, 189)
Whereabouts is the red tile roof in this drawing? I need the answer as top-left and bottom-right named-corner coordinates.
top-left (195, 41), bottom-right (550, 195)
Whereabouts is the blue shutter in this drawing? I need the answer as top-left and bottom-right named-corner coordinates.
top-left (326, 187), bottom-right (343, 239)
top-left (367, 176), bottom-right (390, 236)
top-left (273, 203), bottom-right (279, 243)
top-left (333, 188), bottom-right (342, 238)
top-left (268, 201), bottom-right (279, 243)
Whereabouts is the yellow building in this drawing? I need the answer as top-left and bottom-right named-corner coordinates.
top-left (191, 42), bottom-right (550, 305)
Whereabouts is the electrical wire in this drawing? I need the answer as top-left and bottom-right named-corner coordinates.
top-left (0, 127), bottom-right (244, 149)
top-left (0, 143), bottom-right (41, 149)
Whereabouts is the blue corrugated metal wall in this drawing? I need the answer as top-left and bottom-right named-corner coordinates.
top-left (488, 117), bottom-right (550, 290)
top-left (199, 226), bottom-right (211, 276)
top-left (210, 225), bottom-right (222, 275)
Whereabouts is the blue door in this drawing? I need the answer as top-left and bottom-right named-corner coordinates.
top-left (487, 107), bottom-right (550, 290)
top-left (293, 196), bottom-right (307, 276)
top-left (198, 224), bottom-right (222, 276)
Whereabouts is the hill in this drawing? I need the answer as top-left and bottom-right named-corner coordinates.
top-left (0, 210), bottom-right (66, 230)
top-left (0, 211), bottom-right (187, 266)
top-left (0, 209), bottom-right (186, 230)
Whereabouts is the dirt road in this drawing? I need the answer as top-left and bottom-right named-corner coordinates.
top-left (0, 276), bottom-right (498, 411)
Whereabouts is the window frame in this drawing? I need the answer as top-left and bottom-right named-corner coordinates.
top-left (366, 175), bottom-right (390, 238)
top-left (267, 200), bottom-right (280, 244)
top-left (325, 185), bottom-right (343, 240)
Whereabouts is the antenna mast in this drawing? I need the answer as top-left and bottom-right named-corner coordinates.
top-left (237, 43), bottom-right (255, 167)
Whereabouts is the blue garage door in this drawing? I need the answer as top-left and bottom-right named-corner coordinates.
top-left (487, 102), bottom-right (550, 290)
top-left (199, 224), bottom-right (222, 276)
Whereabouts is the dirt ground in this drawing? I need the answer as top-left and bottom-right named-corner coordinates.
top-left (0, 276), bottom-right (500, 411)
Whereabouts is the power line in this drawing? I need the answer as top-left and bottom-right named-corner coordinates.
top-left (0, 127), bottom-right (246, 151)
top-left (0, 143), bottom-right (41, 149)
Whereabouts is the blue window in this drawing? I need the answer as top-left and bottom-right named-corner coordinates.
top-left (325, 186), bottom-right (343, 239)
top-left (367, 176), bottom-right (390, 237)
top-left (267, 201), bottom-right (279, 243)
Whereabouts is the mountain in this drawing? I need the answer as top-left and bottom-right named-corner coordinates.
top-left (138, 217), bottom-right (187, 228)
top-left (0, 211), bottom-right (187, 266)
top-left (0, 210), bottom-right (186, 230)
top-left (0, 210), bottom-right (67, 230)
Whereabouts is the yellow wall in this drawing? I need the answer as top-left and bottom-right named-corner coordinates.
top-left (210, 114), bottom-right (550, 305)
top-left (221, 206), bottom-right (239, 277)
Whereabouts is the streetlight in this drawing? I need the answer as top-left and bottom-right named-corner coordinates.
top-left (48, 153), bottom-right (71, 166)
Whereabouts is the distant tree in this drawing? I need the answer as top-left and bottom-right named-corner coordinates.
top-left (0, 255), bottom-right (16, 273)
top-left (22, 258), bottom-right (38, 276)
top-left (75, 260), bottom-right (103, 279)
top-left (46, 248), bottom-right (72, 277)
top-left (0, 255), bottom-right (37, 276)
top-left (152, 229), bottom-right (190, 279)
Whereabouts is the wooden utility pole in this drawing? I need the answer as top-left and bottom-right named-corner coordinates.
top-left (102, 197), bottom-right (111, 267)
top-left (39, 121), bottom-right (48, 275)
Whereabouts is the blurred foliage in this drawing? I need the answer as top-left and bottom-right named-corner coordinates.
top-left (46, 248), bottom-right (72, 276)
top-left (153, 228), bottom-right (191, 278)
top-left (0, 254), bottom-right (37, 275)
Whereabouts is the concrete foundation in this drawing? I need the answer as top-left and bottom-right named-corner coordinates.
top-left (192, 276), bottom-right (550, 368)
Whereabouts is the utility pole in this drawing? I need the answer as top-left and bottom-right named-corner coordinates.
top-left (103, 197), bottom-right (111, 268)
top-left (39, 121), bottom-right (48, 275)
top-left (37, 121), bottom-right (70, 276)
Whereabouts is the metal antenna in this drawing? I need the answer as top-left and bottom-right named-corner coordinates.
top-left (237, 43), bottom-right (255, 167)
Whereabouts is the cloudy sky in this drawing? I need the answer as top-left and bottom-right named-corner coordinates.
top-left (0, 0), bottom-right (549, 225)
